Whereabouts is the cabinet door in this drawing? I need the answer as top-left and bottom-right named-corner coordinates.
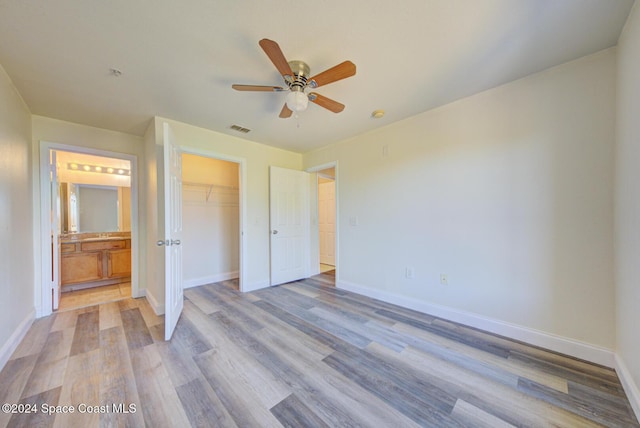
top-left (61, 252), bottom-right (103, 284)
top-left (107, 249), bottom-right (131, 278)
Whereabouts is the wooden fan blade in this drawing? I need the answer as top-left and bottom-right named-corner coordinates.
top-left (279, 103), bottom-right (293, 118)
top-left (232, 84), bottom-right (285, 92)
top-left (309, 92), bottom-right (345, 113)
top-left (309, 61), bottom-right (356, 88)
top-left (259, 39), bottom-right (293, 78)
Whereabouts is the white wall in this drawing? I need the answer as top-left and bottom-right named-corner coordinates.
top-left (142, 119), bottom-right (160, 309)
top-left (304, 49), bottom-right (617, 362)
top-left (182, 154), bottom-right (239, 287)
top-left (31, 116), bottom-right (145, 312)
top-left (144, 117), bottom-right (302, 312)
top-left (615, 2), bottom-right (640, 417)
top-left (0, 64), bottom-right (34, 369)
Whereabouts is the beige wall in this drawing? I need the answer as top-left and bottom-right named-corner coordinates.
top-left (615, 2), bottom-right (640, 416)
top-left (119, 186), bottom-right (132, 232)
top-left (182, 153), bottom-right (239, 187)
top-left (0, 64), bottom-right (34, 367)
top-left (304, 49), bottom-right (617, 360)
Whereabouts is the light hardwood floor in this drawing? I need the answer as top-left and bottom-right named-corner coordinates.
top-left (58, 282), bottom-right (131, 312)
top-left (1, 272), bottom-right (638, 427)
top-left (319, 264), bottom-right (335, 273)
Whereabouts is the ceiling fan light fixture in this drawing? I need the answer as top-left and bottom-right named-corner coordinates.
top-left (232, 39), bottom-right (356, 118)
top-left (285, 90), bottom-right (308, 112)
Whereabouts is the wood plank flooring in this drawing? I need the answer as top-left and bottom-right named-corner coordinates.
top-left (58, 282), bottom-right (131, 312)
top-left (1, 271), bottom-right (638, 427)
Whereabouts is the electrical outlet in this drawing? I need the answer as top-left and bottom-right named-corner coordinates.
top-left (405, 267), bottom-right (415, 279)
top-left (440, 274), bottom-right (448, 285)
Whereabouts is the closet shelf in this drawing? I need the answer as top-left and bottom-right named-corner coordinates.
top-left (182, 181), bottom-right (239, 202)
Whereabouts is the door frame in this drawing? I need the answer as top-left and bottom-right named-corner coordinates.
top-left (306, 161), bottom-right (338, 279)
top-left (180, 146), bottom-right (247, 292)
top-left (38, 141), bottom-right (139, 317)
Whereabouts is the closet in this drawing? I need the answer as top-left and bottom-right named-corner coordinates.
top-left (182, 154), bottom-right (240, 288)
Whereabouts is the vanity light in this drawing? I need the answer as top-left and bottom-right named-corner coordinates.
top-left (67, 163), bottom-right (130, 176)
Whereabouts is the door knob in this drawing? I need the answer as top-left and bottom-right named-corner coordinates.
top-left (171, 239), bottom-right (181, 246)
top-left (156, 240), bottom-right (168, 246)
top-left (272, 230), bottom-right (278, 235)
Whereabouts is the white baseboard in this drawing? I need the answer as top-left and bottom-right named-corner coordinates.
top-left (337, 280), bottom-right (615, 368)
top-left (184, 271), bottom-right (239, 289)
top-left (615, 354), bottom-right (640, 422)
top-left (145, 289), bottom-right (164, 316)
top-left (0, 308), bottom-right (36, 371)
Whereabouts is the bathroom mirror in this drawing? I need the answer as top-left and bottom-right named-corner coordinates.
top-left (59, 182), bottom-right (131, 233)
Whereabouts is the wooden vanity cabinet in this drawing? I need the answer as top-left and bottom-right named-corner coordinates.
top-left (61, 238), bottom-right (131, 291)
top-left (107, 248), bottom-right (132, 278)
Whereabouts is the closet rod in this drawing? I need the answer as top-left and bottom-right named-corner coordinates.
top-left (182, 181), bottom-right (239, 201)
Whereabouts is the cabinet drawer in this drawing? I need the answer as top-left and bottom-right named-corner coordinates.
top-left (81, 240), bottom-right (126, 251)
top-left (61, 243), bottom-right (77, 253)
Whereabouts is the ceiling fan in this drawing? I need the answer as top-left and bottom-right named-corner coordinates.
top-left (232, 39), bottom-right (356, 118)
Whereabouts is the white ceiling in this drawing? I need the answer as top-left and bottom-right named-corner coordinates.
top-left (0, 0), bottom-right (634, 153)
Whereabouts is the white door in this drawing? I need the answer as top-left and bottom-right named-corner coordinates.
top-left (318, 179), bottom-right (336, 266)
top-left (162, 122), bottom-right (184, 340)
top-left (270, 166), bottom-right (310, 285)
top-left (50, 151), bottom-right (61, 310)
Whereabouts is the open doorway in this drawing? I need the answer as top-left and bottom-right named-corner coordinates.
top-left (307, 162), bottom-right (338, 281)
top-left (318, 168), bottom-right (336, 275)
top-left (39, 144), bottom-right (138, 315)
top-left (181, 153), bottom-right (241, 290)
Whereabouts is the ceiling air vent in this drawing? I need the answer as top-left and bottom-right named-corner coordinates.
top-left (230, 125), bottom-right (251, 134)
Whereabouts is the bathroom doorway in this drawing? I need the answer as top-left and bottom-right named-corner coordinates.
top-left (55, 151), bottom-right (133, 311)
top-left (39, 143), bottom-right (138, 316)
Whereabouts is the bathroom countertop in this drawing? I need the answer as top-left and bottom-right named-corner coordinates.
top-left (60, 233), bottom-right (131, 244)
